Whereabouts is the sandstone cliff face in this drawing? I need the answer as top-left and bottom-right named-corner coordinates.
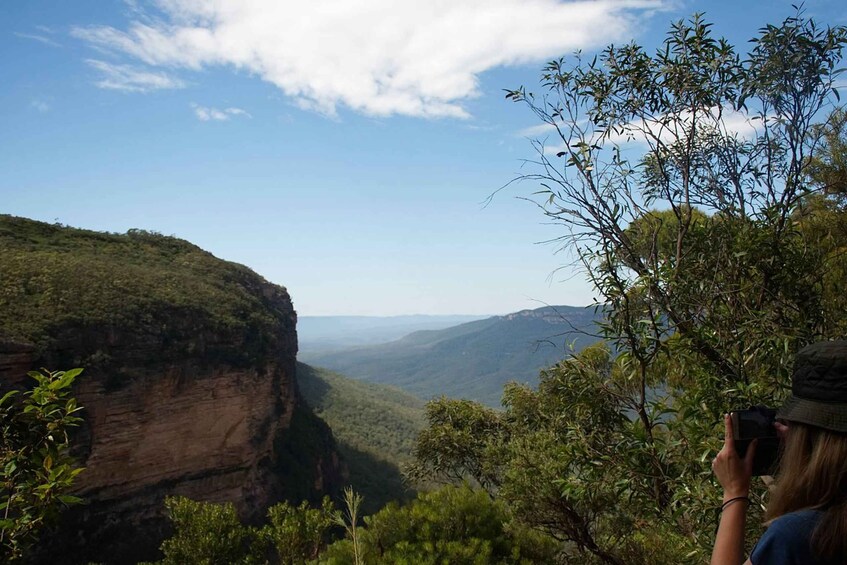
top-left (0, 266), bottom-right (341, 563)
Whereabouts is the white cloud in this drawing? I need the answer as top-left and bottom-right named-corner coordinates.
top-left (30, 99), bottom-right (51, 113)
top-left (223, 107), bottom-right (250, 118)
top-left (518, 123), bottom-right (558, 138)
top-left (85, 59), bottom-right (186, 92)
top-left (14, 32), bottom-right (62, 48)
top-left (537, 107), bottom-right (764, 156)
top-left (517, 119), bottom-right (592, 138)
top-left (72, 0), bottom-right (666, 118)
top-left (606, 107), bottom-right (763, 146)
top-left (190, 103), bottom-right (251, 121)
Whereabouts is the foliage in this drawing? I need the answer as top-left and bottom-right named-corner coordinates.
top-left (509, 1), bottom-right (847, 456)
top-left (0, 215), bottom-right (291, 371)
top-left (806, 108), bottom-right (847, 198)
top-left (151, 487), bottom-right (555, 565)
top-left (411, 345), bottom-right (766, 563)
top-left (410, 10), bottom-right (847, 564)
top-left (155, 496), bottom-right (337, 565)
top-left (265, 497), bottom-right (337, 565)
top-left (296, 363), bottom-right (424, 512)
top-left (319, 484), bottom-right (558, 565)
top-left (407, 398), bottom-right (507, 492)
top-left (504, 10), bottom-right (846, 383)
top-left (330, 487), bottom-right (364, 565)
top-left (793, 194), bottom-right (847, 337)
top-left (157, 497), bottom-right (265, 565)
top-left (0, 369), bottom-right (85, 561)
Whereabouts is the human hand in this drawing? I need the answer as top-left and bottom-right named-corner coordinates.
top-left (712, 414), bottom-right (756, 500)
top-left (774, 420), bottom-right (789, 441)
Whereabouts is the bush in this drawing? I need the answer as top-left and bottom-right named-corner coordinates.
top-left (0, 369), bottom-right (85, 561)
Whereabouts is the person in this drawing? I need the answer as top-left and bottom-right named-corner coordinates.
top-left (711, 340), bottom-right (847, 565)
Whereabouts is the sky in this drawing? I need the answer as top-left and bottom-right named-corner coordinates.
top-left (2, 0), bottom-right (845, 316)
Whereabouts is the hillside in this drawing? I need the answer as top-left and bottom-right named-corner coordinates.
top-left (296, 362), bottom-right (426, 513)
top-left (304, 305), bottom-right (601, 407)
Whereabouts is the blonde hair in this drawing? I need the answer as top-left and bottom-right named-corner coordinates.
top-left (766, 423), bottom-right (847, 560)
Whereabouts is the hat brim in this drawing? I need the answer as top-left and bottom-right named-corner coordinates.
top-left (778, 396), bottom-right (847, 433)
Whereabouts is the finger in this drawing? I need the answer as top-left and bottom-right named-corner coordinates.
top-left (774, 421), bottom-right (789, 441)
top-left (744, 438), bottom-right (758, 473)
top-left (724, 414), bottom-right (735, 450)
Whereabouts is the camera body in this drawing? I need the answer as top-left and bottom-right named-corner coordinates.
top-left (730, 406), bottom-right (780, 476)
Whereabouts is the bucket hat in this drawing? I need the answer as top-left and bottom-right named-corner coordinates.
top-left (777, 340), bottom-right (847, 433)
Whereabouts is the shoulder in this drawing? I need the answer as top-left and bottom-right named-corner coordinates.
top-left (751, 510), bottom-right (822, 565)
top-left (766, 510), bottom-right (822, 532)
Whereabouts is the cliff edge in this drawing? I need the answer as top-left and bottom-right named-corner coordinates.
top-left (0, 215), bottom-right (343, 563)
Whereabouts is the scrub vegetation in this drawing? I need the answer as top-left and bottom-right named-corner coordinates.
top-left (0, 215), bottom-right (289, 368)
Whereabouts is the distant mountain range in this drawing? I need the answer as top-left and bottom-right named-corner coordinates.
top-left (297, 314), bottom-right (490, 354)
top-left (301, 305), bottom-right (602, 407)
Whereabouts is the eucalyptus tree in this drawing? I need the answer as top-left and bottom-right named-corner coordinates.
top-left (504, 11), bottom-right (846, 388)
top-left (413, 11), bottom-right (847, 563)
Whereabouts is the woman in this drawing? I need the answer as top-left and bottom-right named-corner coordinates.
top-left (711, 340), bottom-right (847, 565)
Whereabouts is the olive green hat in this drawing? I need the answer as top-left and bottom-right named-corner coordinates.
top-left (778, 340), bottom-right (847, 433)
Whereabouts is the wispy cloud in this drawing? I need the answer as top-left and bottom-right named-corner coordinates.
top-left (537, 107), bottom-right (766, 156)
top-left (190, 103), bottom-right (251, 121)
top-left (85, 59), bottom-right (186, 92)
top-left (518, 123), bottom-right (558, 138)
top-left (14, 32), bottom-right (62, 48)
top-left (605, 107), bottom-right (763, 146)
top-left (30, 99), bottom-right (51, 113)
top-left (72, 0), bottom-right (667, 119)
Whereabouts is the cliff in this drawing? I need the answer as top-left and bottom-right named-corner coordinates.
top-left (0, 215), bottom-right (343, 564)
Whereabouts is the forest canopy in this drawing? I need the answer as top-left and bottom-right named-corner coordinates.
top-left (0, 215), bottom-right (293, 369)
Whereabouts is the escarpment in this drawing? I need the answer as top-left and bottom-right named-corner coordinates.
top-left (0, 215), bottom-right (343, 564)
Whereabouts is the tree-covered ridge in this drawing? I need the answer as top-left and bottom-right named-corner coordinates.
top-left (304, 305), bottom-right (600, 407)
top-left (296, 363), bottom-right (425, 512)
top-left (0, 215), bottom-right (292, 367)
top-left (297, 363), bottom-right (425, 458)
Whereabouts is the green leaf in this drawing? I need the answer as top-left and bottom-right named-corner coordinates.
top-left (57, 495), bottom-right (83, 506)
top-left (0, 390), bottom-right (19, 406)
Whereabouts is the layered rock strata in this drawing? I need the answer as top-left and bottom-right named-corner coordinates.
top-left (1, 309), bottom-right (340, 564)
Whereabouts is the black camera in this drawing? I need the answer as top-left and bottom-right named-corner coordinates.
top-left (730, 406), bottom-right (780, 476)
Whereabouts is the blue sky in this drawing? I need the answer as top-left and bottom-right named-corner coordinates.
top-left (2, 1), bottom-right (845, 316)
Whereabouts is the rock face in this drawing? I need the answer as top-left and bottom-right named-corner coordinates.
top-left (0, 217), bottom-right (343, 564)
top-left (0, 295), bottom-right (341, 564)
